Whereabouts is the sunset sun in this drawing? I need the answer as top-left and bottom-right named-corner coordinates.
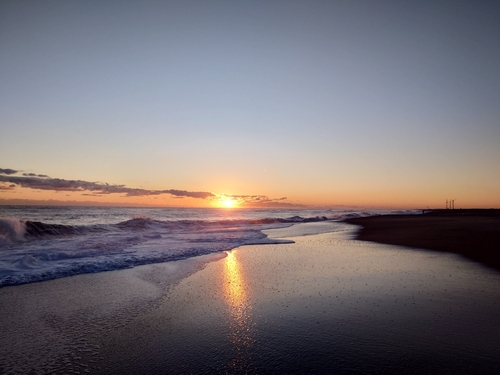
top-left (222, 197), bottom-right (237, 208)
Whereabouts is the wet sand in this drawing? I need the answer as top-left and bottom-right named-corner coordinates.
top-left (345, 209), bottom-right (500, 271)
top-left (1, 222), bottom-right (500, 374)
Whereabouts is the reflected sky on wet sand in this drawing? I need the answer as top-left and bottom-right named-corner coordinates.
top-left (222, 251), bottom-right (256, 372)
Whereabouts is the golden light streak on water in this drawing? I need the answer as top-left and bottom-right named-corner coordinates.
top-left (223, 250), bottom-right (255, 372)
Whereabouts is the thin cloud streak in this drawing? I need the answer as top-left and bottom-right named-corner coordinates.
top-left (219, 194), bottom-right (304, 208)
top-left (0, 168), bottom-right (18, 175)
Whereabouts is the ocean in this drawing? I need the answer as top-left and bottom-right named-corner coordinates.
top-left (0, 206), bottom-right (414, 287)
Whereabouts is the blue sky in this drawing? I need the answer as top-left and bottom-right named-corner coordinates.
top-left (1, 0), bottom-right (499, 208)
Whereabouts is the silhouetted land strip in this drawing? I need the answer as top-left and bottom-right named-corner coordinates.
top-left (345, 209), bottom-right (500, 271)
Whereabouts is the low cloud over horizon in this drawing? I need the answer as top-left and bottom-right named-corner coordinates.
top-left (0, 168), bottom-right (295, 207)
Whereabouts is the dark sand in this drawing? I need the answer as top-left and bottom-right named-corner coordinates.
top-left (346, 209), bottom-right (500, 271)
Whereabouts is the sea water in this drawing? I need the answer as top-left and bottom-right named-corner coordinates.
top-left (0, 206), bottom-right (414, 287)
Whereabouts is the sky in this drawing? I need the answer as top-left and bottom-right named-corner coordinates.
top-left (1, 0), bottom-right (499, 209)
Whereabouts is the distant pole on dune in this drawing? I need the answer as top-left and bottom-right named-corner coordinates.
top-left (446, 199), bottom-right (448, 209)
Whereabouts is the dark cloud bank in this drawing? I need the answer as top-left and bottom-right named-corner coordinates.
top-left (0, 168), bottom-right (213, 199)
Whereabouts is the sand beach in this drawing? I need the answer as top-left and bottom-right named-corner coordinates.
top-left (1, 220), bottom-right (500, 374)
top-left (346, 209), bottom-right (500, 271)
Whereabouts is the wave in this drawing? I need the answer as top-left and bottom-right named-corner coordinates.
top-left (0, 209), bottom-right (420, 287)
top-left (3, 215), bottom-right (332, 242)
top-left (24, 221), bottom-right (91, 237)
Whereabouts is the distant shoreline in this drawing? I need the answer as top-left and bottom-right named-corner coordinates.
top-left (345, 209), bottom-right (500, 271)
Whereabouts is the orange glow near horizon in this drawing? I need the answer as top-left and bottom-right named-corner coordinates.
top-left (210, 195), bottom-right (240, 209)
top-left (2, 183), bottom-right (500, 209)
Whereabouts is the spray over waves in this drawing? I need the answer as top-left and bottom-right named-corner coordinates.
top-left (0, 218), bottom-right (26, 245)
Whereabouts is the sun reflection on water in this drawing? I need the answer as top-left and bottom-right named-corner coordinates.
top-left (223, 250), bottom-right (255, 372)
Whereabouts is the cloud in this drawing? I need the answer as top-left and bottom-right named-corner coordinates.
top-left (0, 168), bottom-right (18, 175)
top-left (23, 173), bottom-right (49, 177)
top-left (163, 189), bottom-right (214, 199)
top-left (0, 184), bottom-right (15, 191)
top-left (0, 168), bottom-right (215, 200)
top-left (1, 169), bottom-right (47, 177)
top-left (216, 194), bottom-right (304, 208)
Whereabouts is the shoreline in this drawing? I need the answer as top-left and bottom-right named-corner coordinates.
top-left (345, 209), bottom-right (500, 271)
